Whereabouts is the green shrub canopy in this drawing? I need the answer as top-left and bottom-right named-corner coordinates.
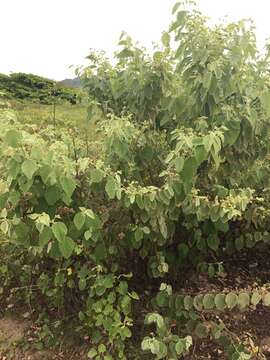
top-left (1, 1), bottom-right (270, 359)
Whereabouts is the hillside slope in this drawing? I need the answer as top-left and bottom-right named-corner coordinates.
top-left (0, 72), bottom-right (79, 104)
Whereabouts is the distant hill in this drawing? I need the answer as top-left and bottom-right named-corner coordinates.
top-left (59, 77), bottom-right (81, 88)
top-left (0, 73), bottom-right (80, 104)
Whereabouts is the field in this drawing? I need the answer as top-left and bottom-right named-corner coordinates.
top-left (11, 101), bottom-right (87, 126)
top-left (2, 2), bottom-right (270, 360)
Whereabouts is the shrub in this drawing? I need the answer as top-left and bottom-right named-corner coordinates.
top-left (1, 1), bottom-right (270, 358)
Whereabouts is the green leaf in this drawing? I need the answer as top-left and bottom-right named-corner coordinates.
top-left (238, 292), bottom-right (250, 309)
top-left (135, 194), bottom-right (144, 209)
top-left (60, 176), bottom-right (76, 198)
top-left (161, 32), bottom-right (170, 47)
top-left (175, 295), bottom-right (184, 310)
top-left (261, 91), bottom-right (270, 117)
top-left (214, 293), bottom-right (226, 310)
top-left (84, 230), bottom-right (92, 241)
top-left (129, 291), bottom-right (139, 300)
top-left (195, 323), bottom-right (208, 338)
top-left (58, 236), bottom-right (75, 259)
top-left (203, 135), bottom-right (212, 152)
top-left (135, 228), bottom-right (144, 243)
top-left (208, 264), bottom-right (215, 278)
top-left (185, 335), bottom-right (193, 351)
top-left (141, 337), bottom-right (152, 351)
top-left (104, 355), bottom-right (113, 360)
top-left (251, 291), bottom-right (261, 306)
top-left (39, 165), bottom-right (52, 184)
top-left (5, 129), bottom-right (22, 148)
top-left (87, 348), bottom-right (98, 359)
top-left (175, 157), bottom-right (184, 172)
top-left (182, 157), bottom-right (197, 184)
top-left (211, 323), bottom-right (224, 340)
top-left (178, 243), bottom-right (189, 259)
top-left (7, 158), bottom-right (21, 179)
top-left (203, 294), bottom-right (215, 310)
top-left (225, 292), bottom-right (238, 309)
top-left (19, 176), bottom-right (33, 193)
top-left (245, 233), bottom-right (254, 249)
top-left (94, 243), bottom-right (107, 261)
top-left (156, 292), bottom-right (168, 307)
top-left (145, 313), bottom-right (164, 329)
top-left (225, 122), bottom-right (240, 146)
top-left (38, 213), bottom-right (51, 227)
top-left (254, 232), bottom-right (263, 243)
top-left (263, 292), bottom-right (270, 306)
top-left (202, 71), bottom-right (212, 90)
top-left (52, 222), bottom-right (67, 242)
top-left (175, 340), bottom-right (184, 355)
top-left (122, 327), bottom-right (132, 338)
top-left (21, 159), bottom-right (38, 180)
top-left (105, 177), bottom-right (116, 199)
top-left (13, 222), bottom-right (29, 245)
top-left (150, 339), bottom-right (160, 355)
top-left (195, 145), bottom-right (208, 164)
top-left (0, 220), bottom-right (9, 234)
top-left (193, 294), bottom-right (204, 311)
top-left (172, 11), bottom-right (187, 30)
top-left (235, 236), bottom-right (244, 251)
top-left (74, 212), bottom-right (85, 230)
top-left (83, 208), bottom-right (95, 219)
top-left (172, 2), bottom-right (181, 14)
top-left (207, 234), bottom-right (220, 251)
top-left (98, 344), bottom-right (106, 354)
top-left (39, 227), bottom-right (52, 248)
top-left (142, 226), bottom-right (150, 234)
top-left (118, 48), bottom-right (134, 59)
top-left (184, 295), bottom-right (193, 310)
top-left (44, 186), bottom-right (61, 205)
top-left (91, 169), bottom-right (104, 183)
top-left (152, 340), bottom-right (167, 358)
top-left (159, 215), bottom-right (168, 239)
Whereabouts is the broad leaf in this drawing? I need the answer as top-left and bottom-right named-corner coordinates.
top-left (182, 157), bottom-right (197, 184)
top-left (203, 294), bottom-right (215, 310)
top-left (225, 292), bottom-right (238, 309)
top-left (60, 176), bottom-right (76, 198)
top-left (214, 293), bottom-right (226, 310)
top-left (44, 186), bottom-right (61, 205)
top-left (39, 227), bottom-right (52, 248)
top-left (263, 292), bottom-right (270, 306)
top-left (74, 212), bottom-right (85, 230)
top-left (238, 292), bottom-right (250, 309)
top-left (21, 159), bottom-right (38, 180)
top-left (58, 236), bottom-right (75, 259)
top-left (52, 222), bottom-right (67, 242)
top-left (105, 177), bottom-right (117, 199)
top-left (251, 291), bottom-right (261, 306)
top-left (161, 32), bottom-right (170, 47)
top-left (5, 129), bottom-right (22, 148)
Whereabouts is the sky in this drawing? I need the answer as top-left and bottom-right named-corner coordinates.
top-left (1, 0), bottom-right (270, 80)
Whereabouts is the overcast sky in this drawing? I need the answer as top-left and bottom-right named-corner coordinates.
top-left (1, 0), bottom-right (270, 80)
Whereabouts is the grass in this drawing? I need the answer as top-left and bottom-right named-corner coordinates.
top-left (10, 100), bottom-right (88, 127)
top-left (7, 99), bottom-right (99, 146)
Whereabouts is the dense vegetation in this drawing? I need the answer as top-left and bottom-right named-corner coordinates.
top-left (1, 1), bottom-right (270, 359)
top-left (0, 72), bottom-right (80, 104)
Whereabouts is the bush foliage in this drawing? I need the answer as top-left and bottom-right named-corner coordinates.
top-left (0, 72), bottom-right (79, 104)
top-left (1, 1), bottom-right (270, 359)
